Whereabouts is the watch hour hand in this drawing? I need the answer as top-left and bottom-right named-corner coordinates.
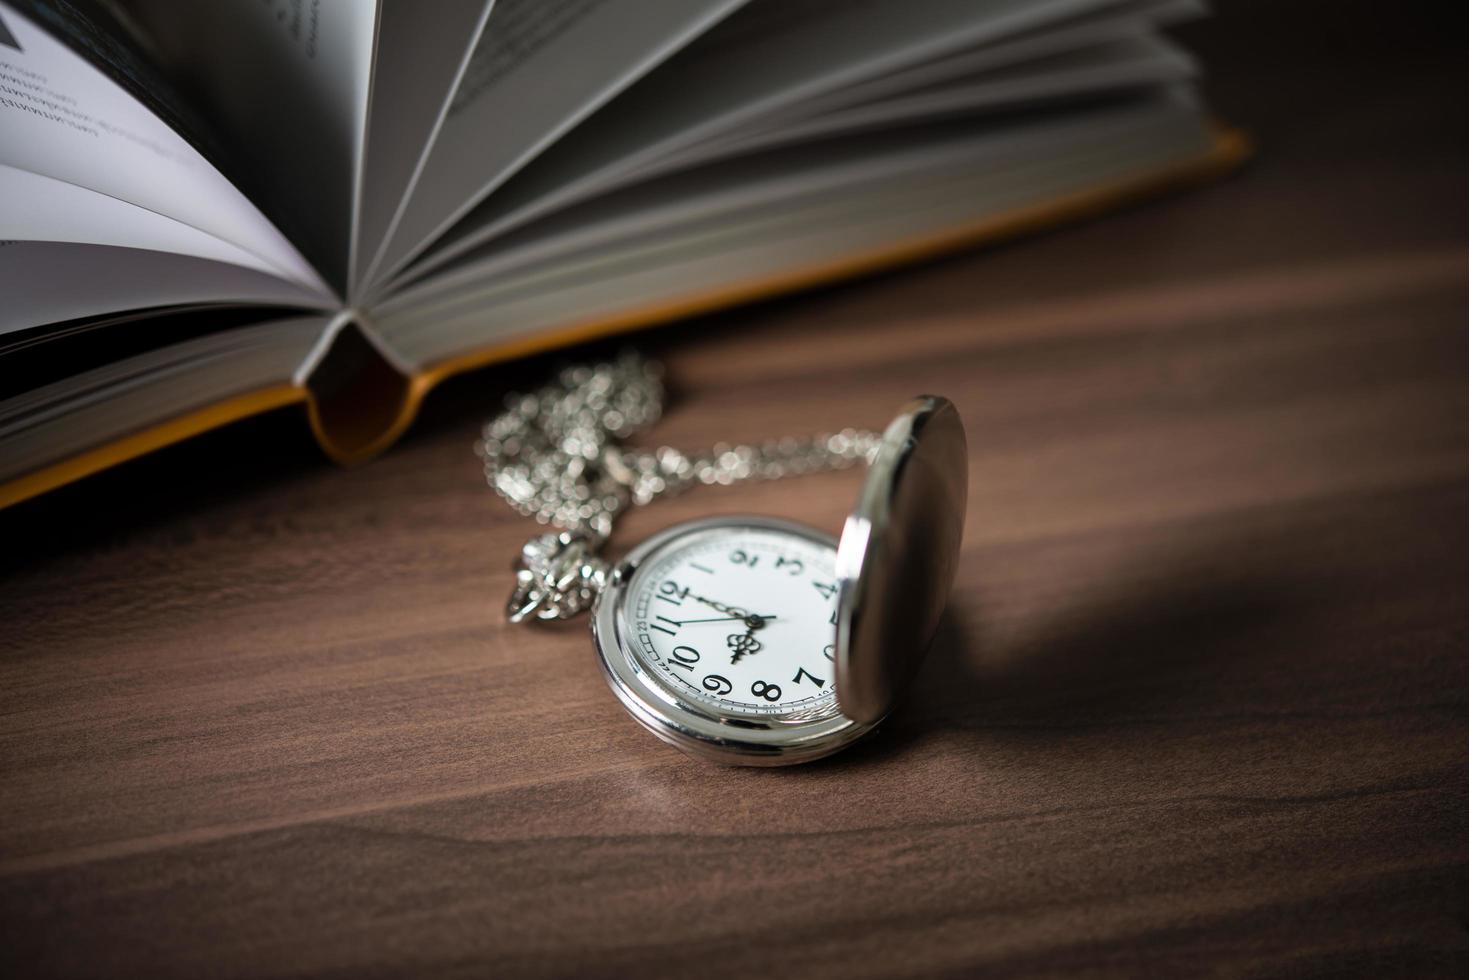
top-left (691, 593), bottom-right (775, 633)
top-left (727, 628), bottom-right (763, 664)
top-left (692, 593), bottom-right (751, 618)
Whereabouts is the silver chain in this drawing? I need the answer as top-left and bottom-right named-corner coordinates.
top-left (476, 351), bottom-right (879, 540)
top-left (476, 352), bottom-right (879, 623)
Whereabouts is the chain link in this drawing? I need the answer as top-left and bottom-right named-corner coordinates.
top-left (476, 352), bottom-right (879, 542)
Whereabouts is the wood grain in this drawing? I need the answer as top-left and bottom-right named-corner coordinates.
top-left (2, 2), bottom-right (1467, 976)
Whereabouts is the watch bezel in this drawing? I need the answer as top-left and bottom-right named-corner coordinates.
top-left (591, 515), bottom-right (874, 766)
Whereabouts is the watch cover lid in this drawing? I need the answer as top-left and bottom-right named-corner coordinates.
top-left (834, 396), bottom-right (967, 724)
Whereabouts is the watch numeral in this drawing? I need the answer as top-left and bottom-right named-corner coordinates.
top-left (823, 644), bottom-right (835, 661)
top-left (658, 580), bottom-right (689, 606)
top-left (828, 609), bottom-right (838, 626)
top-left (812, 581), bottom-right (837, 600)
top-left (775, 556), bottom-right (803, 575)
top-left (792, 667), bottom-right (825, 687)
top-left (702, 674), bottom-right (732, 696)
top-left (751, 680), bottom-right (782, 702)
top-left (668, 645), bottom-right (700, 671)
top-left (729, 549), bottom-right (760, 568)
top-left (650, 614), bottom-right (680, 636)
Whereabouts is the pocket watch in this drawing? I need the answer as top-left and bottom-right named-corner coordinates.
top-left (477, 353), bottom-right (966, 765)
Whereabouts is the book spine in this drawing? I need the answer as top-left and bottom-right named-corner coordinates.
top-left (301, 313), bottom-right (419, 464)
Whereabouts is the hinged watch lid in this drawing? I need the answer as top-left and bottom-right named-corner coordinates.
top-left (833, 396), bottom-right (967, 724)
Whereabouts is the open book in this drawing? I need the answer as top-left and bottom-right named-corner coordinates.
top-left (0, 0), bottom-right (1245, 507)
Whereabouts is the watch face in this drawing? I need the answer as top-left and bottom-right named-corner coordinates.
top-left (595, 516), bottom-right (873, 765)
top-left (619, 522), bottom-right (840, 718)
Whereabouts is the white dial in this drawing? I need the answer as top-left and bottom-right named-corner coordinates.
top-left (621, 524), bottom-right (840, 717)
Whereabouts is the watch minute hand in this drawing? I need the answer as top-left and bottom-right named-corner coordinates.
top-left (675, 615), bottom-right (778, 625)
top-left (691, 594), bottom-right (776, 631)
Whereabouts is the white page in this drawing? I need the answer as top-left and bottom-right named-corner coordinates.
top-left (377, 98), bottom-right (1213, 367)
top-left (0, 2), bottom-right (325, 294)
top-left (694, 0), bottom-right (1201, 154)
top-left (363, 0), bottom-right (747, 288)
top-left (351, 0), bottom-right (495, 298)
top-left (682, 36), bottom-right (1197, 165)
top-left (0, 241), bottom-right (329, 335)
top-left (378, 0), bottom-right (1130, 297)
top-left (117, 0), bottom-right (379, 293)
top-left (0, 163), bottom-right (317, 284)
top-left (381, 92), bottom-right (1204, 319)
top-left (0, 314), bottom-right (319, 430)
top-left (762, 0), bottom-right (1203, 124)
top-left (0, 315), bottom-right (325, 484)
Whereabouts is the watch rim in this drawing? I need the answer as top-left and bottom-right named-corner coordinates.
top-left (835, 395), bottom-right (968, 723)
top-left (591, 514), bottom-right (875, 766)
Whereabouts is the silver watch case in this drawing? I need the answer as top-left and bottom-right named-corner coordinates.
top-left (591, 396), bottom-right (967, 765)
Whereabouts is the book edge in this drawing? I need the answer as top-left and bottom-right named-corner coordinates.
top-left (0, 123), bottom-right (1252, 510)
top-left (0, 383), bottom-right (305, 509)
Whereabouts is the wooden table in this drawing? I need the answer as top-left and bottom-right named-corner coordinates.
top-left (3, 2), bottom-right (1466, 976)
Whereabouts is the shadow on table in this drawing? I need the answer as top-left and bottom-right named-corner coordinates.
top-left (816, 533), bottom-right (1303, 771)
top-left (0, 339), bottom-right (619, 579)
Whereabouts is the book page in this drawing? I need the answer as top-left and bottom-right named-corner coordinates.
top-left (681, 36), bottom-right (1197, 166)
top-left (373, 95), bottom-right (1215, 369)
top-left (0, 314), bottom-right (325, 487)
top-left (351, 0), bottom-right (494, 298)
top-left (758, 0), bottom-right (1202, 124)
top-left (0, 162), bottom-right (325, 283)
top-left (362, 0), bottom-right (747, 288)
top-left (117, 0), bottom-right (379, 293)
top-left (0, 240), bottom-right (328, 334)
top-left (383, 93), bottom-right (1201, 316)
top-left (0, 2), bottom-right (325, 293)
top-left (382, 0), bottom-right (1133, 295)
